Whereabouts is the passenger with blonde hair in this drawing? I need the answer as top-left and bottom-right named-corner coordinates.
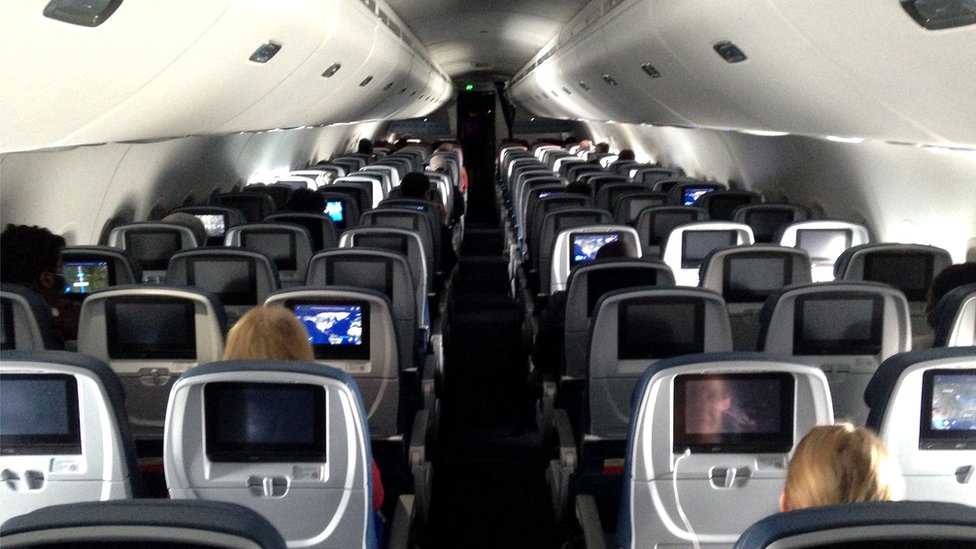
top-left (222, 305), bottom-right (386, 521)
top-left (223, 305), bottom-right (314, 361)
top-left (779, 422), bottom-right (903, 512)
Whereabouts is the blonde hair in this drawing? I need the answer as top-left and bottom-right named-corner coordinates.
top-left (223, 306), bottom-right (314, 361)
top-left (783, 423), bottom-right (902, 510)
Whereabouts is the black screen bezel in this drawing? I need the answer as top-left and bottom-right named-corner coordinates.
top-left (187, 257), bottom-right (258, 306)
top-left (723, 253), bottom-right (794, 303)
top-left (241, 231), bottom-right (297, 272)
top-left (1, 299), bottom-right (16, 350)
top-left (286, 299), bottom-right (371, 361)
top-left (0, 374), bottom-right (82, 455)
top-left (792, 293), bottom-right (884, 356)
top-left (618, 298), bottom-right (705, 359)
top-left (681, 230), bottom-right (737, 269)
top-left (863, 252), bottom-right (934, 302)
top-left (919, 368), bottom-right (976, 450)
top-left (106, 297), bottom-right (197, 360)
top-left (673, 372), bottom-right (795, 454)
top-left (204, 382), bottom-right (326, 463)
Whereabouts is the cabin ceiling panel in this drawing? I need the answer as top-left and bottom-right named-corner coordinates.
top-left (384, 0), bottom-right (588, 77)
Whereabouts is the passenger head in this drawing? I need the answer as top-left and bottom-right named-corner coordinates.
top-left (617, 149), bottom-right (635, 161)
top-left (780, 423), bottom-right (902, 512)
top-left (578, 139), bottom-right (593, 151)
top-left (223, 305), bottom-right (314, 361)
top-left (595, 240), bottom-right (634, 260)
top-left (162, 212), bottom-right (207, 246)
top-left (684, 377), bottom-right (733, 435)
top-left (356, 138), bottom-right (374, 155)
top-left (286, 188), bottom-right (325, 213)
top-left (594, 142), bottom-right (610, 154)
top-left (925, 262), bottom-right (976, 325)
top-left (564, 181), bottom-right (592, 197)
top-left (0, 224), bottom-right (68, 294)
top-left (399, 172), bottom-right (432, 199)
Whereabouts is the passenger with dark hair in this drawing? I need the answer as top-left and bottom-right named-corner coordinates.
top-left (286, 188), bottom-right (326, 213)
top-left (530, 240), bottom-right (635, 380)
top-left (356, 138), bottom-right (374, 156)
top-left (617, 149), bottom-right (635, 161)
top-left (398, 172), bottom-right (457, 274)
top-left (914, 261), bottom-right (976, 348)
top-left (162, 212), bottom-right (207, 246)
top-left (0, 224), bottom-right (81, 347)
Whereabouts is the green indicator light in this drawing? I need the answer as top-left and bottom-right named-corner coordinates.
top-left (465, 84), bottom-right (474, 91)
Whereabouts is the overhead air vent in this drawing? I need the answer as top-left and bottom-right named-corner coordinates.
top-left (552, 90), bottom-right (559, 97)
top-left (360, 0), bottom-right (376, 13)
top-left (602, 74), bottom-right (618, 87)
top-left (43, 0), bottom-right (123, 27)
top-left (579, 81), bottom-right (592, 91)
top-left (713, 41), bottom-right (747, 63)
top-left (249, 42), bottom-right (282, 64)
top-left (562, 87), bottom-right (573, 95)
top-left (641, 63), bottom-right (662, 78)
top-left (902, 0), bottom-right (976, 29)
top-left (359, 76), bottom-right (373, 87)
top-left (383, 82), bottom-right (394, 91)
top-left (321, 63), bottom-right (341, 78)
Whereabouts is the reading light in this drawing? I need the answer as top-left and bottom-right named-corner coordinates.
top-left (713, 41), bottom-right (747, 63)
top-left (563, 87), bottom-right (573, 95)
top-left (249, 42), bottom-right (281, 64)
top-left (552, 89), bottom-right (559, 97)
top-left (43, 0), bottom-right (122, 27)
top-left (902, 0), bottom-right (976, 29)
top-left (641, 63), bottom-right (662, 78)
top-left (602, 74), bottom-right (618, 86)
top-left (321, 63), bottom-right (341, 78)
top-left (359, 76), bottom-right (373, 87)
top-left (383, 82), bottom-right (394, 91)
top-left (825, 135), bottom-right (865, 144)
top-left (579, 81), bottom-right (591, 91)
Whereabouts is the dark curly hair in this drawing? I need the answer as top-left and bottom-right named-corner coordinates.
top-left (0, 224), bottom-right (66, 285)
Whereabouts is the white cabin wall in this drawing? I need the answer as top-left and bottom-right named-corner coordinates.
top-left (0, 123), bottom-right (383, 245)
top-left (586, 122), bottom-right (976, 262)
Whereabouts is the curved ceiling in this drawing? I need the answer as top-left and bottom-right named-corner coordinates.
top-left (384, 0), bottom-right (588, 78)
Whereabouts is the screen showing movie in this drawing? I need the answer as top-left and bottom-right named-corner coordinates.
top-left (681, 230), bottom-right (737, 268)
top-left (745, 210), bottom-right (796, 243)
top-left (106, 298), bottom-right (196, 360)
top-left (205, 382), bottom-right (326, 462)
top-left (62, 260), bottom-right (112, 295)
top-left (125, 231), bottom-right (182, 271)
top-left (796, 229), bottom-right (852, 262)
top-left (673, 373), bottom-right (794, 453)
top-left (618, 299), bottom-right (704, 359)
top-left (863, 253), bottom-right (934, 301)
top-left (793, 294), bottom-right (883, 355)
top-left (188, 258), bottom-right (257, 306)
top-left (195, 214), bottom-right (226, 239)
top-left (241, 231), bottom-right (297, 271)
top-left (293, 302), bottom-right (369, 360)
top-left (724, 255), bottom-right (792, 303)
top-left (682, 187), bottom-right (715, 206)
top-left (919, 369), bottom-right (976, 450)
top-left (570, 233), bottom-right (621, 267)
top-left (324, 200), bottom-right (344, 223)
top-left (0, 374), bottom-right (81, 455)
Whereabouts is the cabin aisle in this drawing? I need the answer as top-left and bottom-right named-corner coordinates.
top-left (423, 176), bottom-right (560, 548)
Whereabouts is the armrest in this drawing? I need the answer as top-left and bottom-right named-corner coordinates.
top-left (554, 408), bottom-right (577, 469)
top-left (575, 495), bottom-right (609, 549)
top-left (387, 494), bottom-right (416, 549)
